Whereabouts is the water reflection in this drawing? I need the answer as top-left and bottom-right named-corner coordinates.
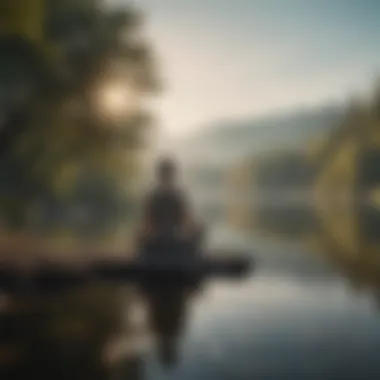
top-left (238, 192), bottom-right (380, 307)
top-left (0, 276), bottom-right (204, 379)
top-left (1, 222), bottom-right (380, 379)
top-left (0, 194), bottom-right (380, 379)
top-left (140, 281), bottom-right (201, 369)
top-left (0, 285), bottom-right (137, 380)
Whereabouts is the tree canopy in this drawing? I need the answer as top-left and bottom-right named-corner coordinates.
top-left (0, 0), bottom-right (161, 236)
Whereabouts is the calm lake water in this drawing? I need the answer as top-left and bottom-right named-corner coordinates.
top-left (141, 227), bottom-right (380, 380)
top-left (1, 226), bottom-right (380, 380)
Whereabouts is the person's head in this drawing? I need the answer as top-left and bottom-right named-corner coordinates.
top-left (156, 157), bottom-right (177, 184)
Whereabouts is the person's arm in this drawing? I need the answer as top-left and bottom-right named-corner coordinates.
top-left (139, 190), bottom-right (155, 234)
top-left (178, 191), bottom-right (204, 241)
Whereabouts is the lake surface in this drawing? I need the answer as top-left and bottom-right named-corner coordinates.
top-left (139, 227), bottom-right (380, 380)
top-left (1, 226), bottom-right (380, 380)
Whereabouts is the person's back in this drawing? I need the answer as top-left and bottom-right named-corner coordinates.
top-left (138, 157), bottom-right (205, 253)
top-left (146, 185), bottom-right (187, 232)
top-left (142, 158), bottom-right (189, 235)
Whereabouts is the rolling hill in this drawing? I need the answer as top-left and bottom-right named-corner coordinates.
top-left (175, 103), bottom-right (346, 167)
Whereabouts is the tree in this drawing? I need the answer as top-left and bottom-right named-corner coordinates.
top-left (0, 1), bottom-right (161, 235)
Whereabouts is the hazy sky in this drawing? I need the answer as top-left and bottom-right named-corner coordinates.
top-left (129, 0), bottom-right (380, 137)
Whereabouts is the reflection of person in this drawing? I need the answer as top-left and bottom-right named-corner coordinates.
top-left (138, 157), bottom-right (204, 242)
top-left (157, 337), bottom-right (179, 369)
top-left (143, 287), bottom-right (190, 369)
top-left (119, 355), bottom-right (145, 380)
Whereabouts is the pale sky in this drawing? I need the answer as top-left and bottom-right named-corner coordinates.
top-left (125, 0), bottom-right (380, 138)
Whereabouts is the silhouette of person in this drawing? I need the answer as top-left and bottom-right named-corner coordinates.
top-left (138, 157), bottom-right (204, 246)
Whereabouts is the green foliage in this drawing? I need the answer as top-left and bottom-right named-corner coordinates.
top-left (0, 1), bottom-right (161, 235)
